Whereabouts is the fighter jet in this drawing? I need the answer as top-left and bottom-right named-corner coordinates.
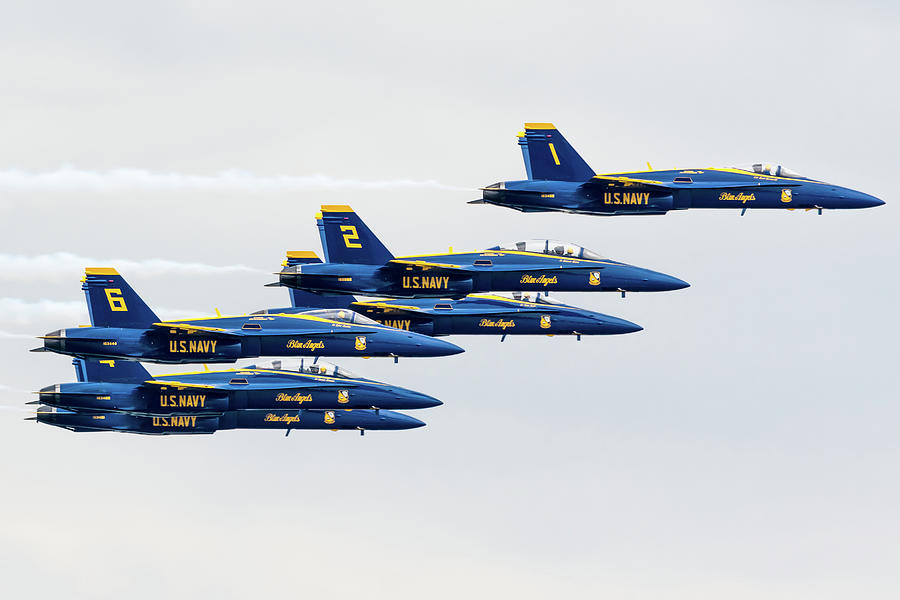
top-left (29, 358), bottom-right (429, 435)
top-left (275, 205), bottom-right (688, 298)
top-left (32, 406), bottom-right (423, 435)
top-left (263, 253), bottom-right (643, 338)
top-left (472, 122), bottom-right (885, 216)
top-left (34, 357), bottom-right (442, 413)
top-left (32, 268), bottom-right (462, 363)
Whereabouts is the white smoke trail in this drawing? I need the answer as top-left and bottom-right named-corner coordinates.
top-left (0, 298), bottom-right (87, 326)
top-left (0, 330), bottom-right (40, 339)
top-left (0, 298), bottom-right (207, 327)
top-left (0, 166), bottom-right (465, 191)
top-left (0, 252), bottom-right (265, 280)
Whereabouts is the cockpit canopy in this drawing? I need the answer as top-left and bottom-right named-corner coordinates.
top-left (509, 292), bottom-right (567, 306)
top-left (300, 308), bottom-right (379, 326)
top-left (298, 360), bottom-right (360, 380)
top-left (492, 239), bottom-right (605, 260)
top-left (739, 163), bottom-right (804, 178)
top-left (247, 359), bottom-right (361, 380)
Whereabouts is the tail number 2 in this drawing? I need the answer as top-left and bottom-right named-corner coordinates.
top-left (340, 225), bottom-right (362, 248)
top-left (104, 288), bottom-right (128, 312)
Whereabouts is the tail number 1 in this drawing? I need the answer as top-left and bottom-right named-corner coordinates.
top-left (340, 225), bottom-right (362, 248)
top-left (104, 288), bottom-right (128, 312)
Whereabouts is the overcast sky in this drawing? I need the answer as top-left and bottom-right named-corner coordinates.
top-left (1, 2), bottom-right (898, 598)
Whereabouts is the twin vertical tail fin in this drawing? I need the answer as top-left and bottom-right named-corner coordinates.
top-left (317, 205), bottom-right (394, 265)
top-left (74, 357), bottom-right (151, 383)
top-left (82, 268), bottom-right (160, 328)
top-left (282, 252), bottom-right (354, 309)
top-left (518, 123), bottom-right (595, 182)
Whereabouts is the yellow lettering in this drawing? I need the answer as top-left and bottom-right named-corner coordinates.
top-left (340, 225), bottom-right (362, 248)
top-left (718, 191), bottom-right (756, 204)
top-left (286, 339), bottom-right (326, 350)
top-left (519, 274), bottom-right (559, 287)
top-left (264, 413), bottom-right (301, 424)
top-left (478, 318), bottom-right (516, 330)
top-left (104, 288), bottom-right (128, 312)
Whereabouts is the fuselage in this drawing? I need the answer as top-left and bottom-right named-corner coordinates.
top-left (481, 167), bottom-right (884, 215)
top-left (37, 313), bottom-right (462, 363)
top-left (37, 367), bottom-right (442, 413)
top-left (279, 250), bottom-right (688, 298)
top-left (35, 407), bottom-right (425, 434)
top-left (347, 294), bottom-right (642, 336)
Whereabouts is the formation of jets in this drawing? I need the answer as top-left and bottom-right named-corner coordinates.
top-left (28, 123), bottom-right (883, 435)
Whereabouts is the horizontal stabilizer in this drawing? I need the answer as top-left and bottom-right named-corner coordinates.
top-left (151, 323), bottom-right (238, 337)
top-left (78, 357), bottom-right (151, 383)
top-left (387, 259), bottom-right (465, 272)
top-left (144, 380), bottom-right (218, 390)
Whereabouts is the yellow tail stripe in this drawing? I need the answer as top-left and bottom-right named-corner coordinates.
top-left (548, 143), bottom-right (561, 166)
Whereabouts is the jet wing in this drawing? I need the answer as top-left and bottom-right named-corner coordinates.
top-left (584, 174), bottom-right (802, 191)
top-left (353, 300), bottom-right (558, 317)
top-left (144, 379), bottom-right (358, 391)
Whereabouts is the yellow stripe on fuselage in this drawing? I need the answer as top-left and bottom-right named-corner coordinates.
top-left (596, 167), bottom-right (825, 186)
top-left (396, 250), bottom-right (614, 266)
top-left (148, 368), bottom-right (386, 386)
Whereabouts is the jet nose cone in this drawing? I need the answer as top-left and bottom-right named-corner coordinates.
top-left (414, 336), bottom-right (464, 357)
top-left (835, 189), bottom-right (885, 209)
top-left (597, 315), bottom-right (643, 335)
top-left (628, 269), bottom-right (690, 292)
top-left (402, 390), bottom-right (443, 409)
top-left (381, 411), bottom-right (426, 430)
top-left (856, 192), bottom-right (885, 208)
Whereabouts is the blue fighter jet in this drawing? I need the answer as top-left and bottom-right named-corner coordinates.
top-left (275, 205), bottom-right (688, 298)
top-left (29, 359), bottom-right (428, 435)
top-left (33, 358), bottom-right (441, 413)
top-left (32, 406), bottom-right (423, 435)
top-left (472, 122), bottom-right (885, 216)
top-left (263, 253), bottom-right (643, 339)
top-left (32, 268), bottom-right (462, 363)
